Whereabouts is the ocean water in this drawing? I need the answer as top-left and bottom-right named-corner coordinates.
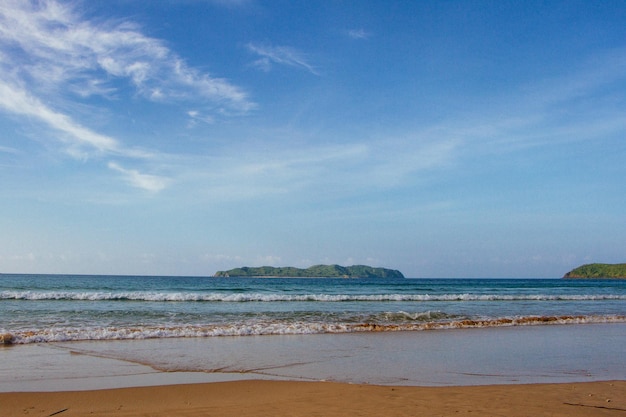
top-left (1, 274), bottom-right (625, 344)
top-left (2, 274), bottom-right (626, 388)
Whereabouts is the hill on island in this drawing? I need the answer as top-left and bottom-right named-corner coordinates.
top-left (213, 264), bottom-right (405, 279)
top-left (563, 263), bottom-right (626, 279)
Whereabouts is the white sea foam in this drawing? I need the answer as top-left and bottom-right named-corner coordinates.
top-left (7, 314), bottom-right (626, 344)
top-left (2, 291), bottom-right (625, 302)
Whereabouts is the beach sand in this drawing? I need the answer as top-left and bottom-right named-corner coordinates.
top-left (2, 325), bottom-right (625, 415)
top-left (2, 380), bottom-right (625, 416)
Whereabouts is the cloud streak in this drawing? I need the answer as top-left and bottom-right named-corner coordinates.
top-left (247, 43), bottom-right (319, 75)
top-left (108, 162), bottom-right (170, 193)
top-left (0, 81), bottom-right (122, 158)
top-left (169, 135), bottom-right (458, 204)
top-left (347, 29), bottom-right (370, 40)
top-left (0, 0), bottom-right (253, 111)
top-left (0, 0), bottom-right (256, 192)
top-left (198, 46), bottom-right (625, 202)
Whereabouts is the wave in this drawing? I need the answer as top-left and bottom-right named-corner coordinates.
top-left (2, 291), bottom-right (626, 302)
top-left (4, 315), bottom-right (626, 344)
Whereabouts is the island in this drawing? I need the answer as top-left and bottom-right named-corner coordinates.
top-left (213, 264), bottom-right (405, 279)
top-left (563, 263), bottom-right (626, 279)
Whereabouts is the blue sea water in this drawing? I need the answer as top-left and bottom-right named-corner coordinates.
top-left (1, 274), bottom-right (625, 344)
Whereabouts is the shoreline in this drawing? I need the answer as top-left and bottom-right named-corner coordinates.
top-left (2, 324), bottom-right (625, 415)
top-left (2, 323), bottom-right (625, 392)
top-left (2, 380), bottom-right (625, 417)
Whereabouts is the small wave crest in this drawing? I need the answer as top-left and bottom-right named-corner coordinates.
top-left (5, 315), bottom-right (626, 344)
top-left (2, 291), bottom-right (625, 302)
top-left (381, 310), bottom-right (451, 321)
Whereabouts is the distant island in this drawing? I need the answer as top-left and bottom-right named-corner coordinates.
top-left (563, 263), bottom-right (626, 279)
top-left (213, 264), bottom-right (405, 279)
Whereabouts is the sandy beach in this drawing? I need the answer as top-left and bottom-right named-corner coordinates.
top-left (2, 380), bottom-right (625, 417)
top-left (2, 277), bottom-right (624, 417)
top-left (1, 324), bottom-right (625, 416)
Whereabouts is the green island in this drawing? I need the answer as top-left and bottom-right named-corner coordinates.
top-left (213, 264), bottom-right (405, 279)
top-left (563, 263), bottom-right (626, 279)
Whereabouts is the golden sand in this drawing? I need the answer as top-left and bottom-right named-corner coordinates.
top-left (2, 380), bottom-right (625, 417)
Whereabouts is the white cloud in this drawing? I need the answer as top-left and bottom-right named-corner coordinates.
top-left (108, 161), bottom-right (170, 193)
top-left (522, 47), bottom-right (626, 107)
top-left (0, 81), bottom-right (120, 156)
top-left (347, 29), bottom-right (370, 40)
top-left (0, 80), bottom-right (157, 161)
top-left (169, 135), bottom-right (458, 203)
top-left (187, 109), bottom-right (215, 125)
top-left (247, 42), bottom-right (319, 75)
top-left (0, 0), bottom-right (254, 192)
top-left (399, 47), bottom-right (626, 162)
top-left (0, 0), bottom-right (253, 111)
top-left (0, 145), bottom-right (19, 154)
top-left (366, 138), bottom-right (458, 186)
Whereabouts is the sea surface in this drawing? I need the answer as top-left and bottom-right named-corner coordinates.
top-left (2, 274), bottom-right (625, 343)
top-left (1, 274), bottom-right (626, 388)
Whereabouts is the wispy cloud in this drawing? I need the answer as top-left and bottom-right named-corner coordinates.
top-left (347, 29), bottom-right (370, 40)
top-left (0, 81), bottom-right (131, 159)
top-left (365, 138), bottom-right (458, 187)
top-left (0, 145), bottom-right (19, 154)
top-left (187, 110), bottom-right (215, 126)
top-left (169, 134), bottom-right (458, 204)
top-left (247, 42), bottom-right (319, 75)
top-left (527, 53), bottom-right (623, 141)
top-left (417, 47), bottom-right (626, 159)
top-left (178, 45), bottom-right (626, 203)
top-left (0, 0), bottom-right (253, 111)
top-left (0, 0), bottom-right (254, 192)
top-left (108, 161), bottom-right (170, 193)
top-left (521, 47), bottom-right (626, 107)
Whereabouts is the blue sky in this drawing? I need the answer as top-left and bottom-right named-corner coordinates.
top-left (1, 0), bottom-right (625, 278)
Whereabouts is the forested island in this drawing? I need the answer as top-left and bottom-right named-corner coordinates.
top-left (213, 264), bottom-right (405, 279)
top-left (563, 263), bottom-right (626, 279)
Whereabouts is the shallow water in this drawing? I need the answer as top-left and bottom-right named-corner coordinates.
top-left (2, 323), bottom-right (624, 391)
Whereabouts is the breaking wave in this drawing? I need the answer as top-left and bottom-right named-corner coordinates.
top-left (5, 314), bottom-right (626, 344)
top-left (2, 291), bottom-right (625, 302)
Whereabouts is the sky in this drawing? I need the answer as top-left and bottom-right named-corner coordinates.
top-left (1, 0), bottom-right (625, 278)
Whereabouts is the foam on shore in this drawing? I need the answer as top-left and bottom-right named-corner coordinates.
top-left (5, 314), bottom-right (626, 344)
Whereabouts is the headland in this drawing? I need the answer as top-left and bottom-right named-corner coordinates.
top-left (213, 264), bottom-right (404, 278)
top-left (563, 263), bottom-right (626, 279)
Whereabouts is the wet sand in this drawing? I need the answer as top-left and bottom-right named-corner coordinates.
top-left (2, 380), bottom-right (626, 416)
top-left (2, 325), bottom-right (625, 416)
top-left (3, 324), bottom-right (625, 391)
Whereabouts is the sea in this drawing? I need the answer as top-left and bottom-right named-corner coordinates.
top-left (1, 274), bottom-right (626, 388)
top-left (2, 274), bottom-right (626, 343)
